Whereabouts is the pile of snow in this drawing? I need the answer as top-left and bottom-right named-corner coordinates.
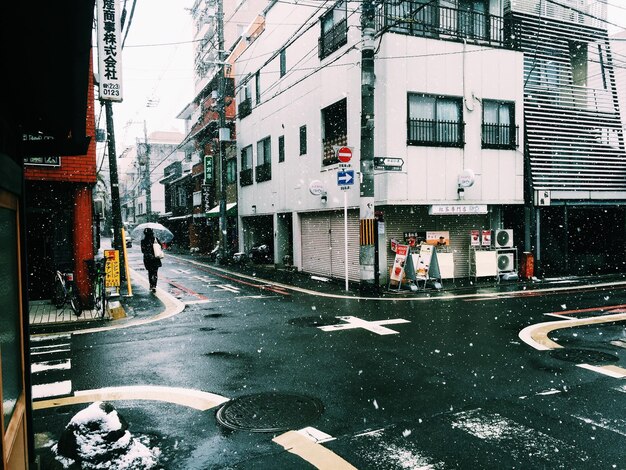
top-left (53, 401), bottom-right (160, 469)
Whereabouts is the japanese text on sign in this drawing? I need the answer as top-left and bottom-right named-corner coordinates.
top-left (104, 250), bottom-right (121, 288)
top-left (97, 0), bottom-right (123, 102)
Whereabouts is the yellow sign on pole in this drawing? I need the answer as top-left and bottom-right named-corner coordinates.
top-left (104, 249), bottom-right (121, 288)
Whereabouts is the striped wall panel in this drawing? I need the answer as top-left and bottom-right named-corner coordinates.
top-left (510, 9), bottom-right (626, 191)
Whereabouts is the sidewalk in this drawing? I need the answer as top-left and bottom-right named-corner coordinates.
top-left (170, 250), bottom-right (626, 299)
top-left (28, 277), bottom-right (163, 332)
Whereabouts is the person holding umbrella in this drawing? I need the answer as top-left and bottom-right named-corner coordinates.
top-left (141, 228), bottom-right (162, 293)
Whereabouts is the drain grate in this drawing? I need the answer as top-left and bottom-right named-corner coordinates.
top-left (549, 348), bottom-right (619, 364)
top-left (216, 392), bottom-right (323, 433)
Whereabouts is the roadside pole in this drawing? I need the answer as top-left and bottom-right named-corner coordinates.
top-left (359, 0), bottom-right (377, 294)
top-left (337, 146), bottom-right (355, 292)
top-left (104, 100), bottom-right (125, 283)
top-left (97, 0), bottom-right (125, 282)
top-left (217, 0), bottom-right (229, 259)
top-left (344, 191), bottom-right (349, 292)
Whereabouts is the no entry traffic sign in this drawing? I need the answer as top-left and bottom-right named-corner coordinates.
top-left (337, 146), bottom-right (352, 163)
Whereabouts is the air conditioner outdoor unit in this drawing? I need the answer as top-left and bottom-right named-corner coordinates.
top-left (494, 229), bottom-right (514, 248)
top-left (497, 252), bottom-right (515, 273)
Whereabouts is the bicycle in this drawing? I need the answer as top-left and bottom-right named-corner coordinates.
top-left (86, 258), bottom-right (108, 318)
top-left (52, 269), bottom-right (82, 316)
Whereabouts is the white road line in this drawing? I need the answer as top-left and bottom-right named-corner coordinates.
top-left (30, 334), bottom-right (71, 343)
top-left (185, 295), bottom-right (275, 305)
top-left (543, 313), bottom-right (576, 320)
top-left (32, 380), bottom-right (72, 400)
top-left (31, 343), bottom-right (70, 351)
top-left (185, 299), bottom-right (219, 305)
top-left (31, 347), bottom-right (71, 356)
top-left (215, 284), bottom-right (241, 293)
top-left (296, 427), bottom-right (335, 444)
top-left (573, 415), bottom-right (626, 437)
top-left (193, 275), bottom-right (218, 284)
top-left (577, 364), bottom-right (626, 378)
top-left (173, 269), bottom-right (192, 274)
top-left (31, 360), bottom-right (71, 373)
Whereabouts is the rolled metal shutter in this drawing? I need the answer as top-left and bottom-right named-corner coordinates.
top-left (301, 213), bottom-right (332, 277)
top-left (383, 206), bottom-right (489, 279)
top-left (330, 209), bottom-right (360, 281)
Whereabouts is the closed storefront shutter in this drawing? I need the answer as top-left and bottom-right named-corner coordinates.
top-left (384, 206), bottom-right (489, 279)
top-left (330, 210), bottom-right (360, 281)
top-left (301, 213), bottom-right (332, 277)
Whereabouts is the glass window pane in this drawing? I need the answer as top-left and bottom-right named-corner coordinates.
top-left (498, 103), bottom-right (511, 124)
top-left (436, 99), bottom-right (459, 122)
top-left (409, 95), bottom-right (435, 120)
top-left (0, 206), bottom-right (22, 431)
top-left (483, 101), bottom-right (499, 123)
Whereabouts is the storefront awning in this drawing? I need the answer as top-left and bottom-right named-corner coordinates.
top-left (205, 203), bottom-right (237, 218)
top-left (168, 214), bottom-right (193, 221)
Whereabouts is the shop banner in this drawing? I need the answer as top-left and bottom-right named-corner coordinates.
top-left (426, 231), bottom-right (450, 246)
top-left (470, 230), bottom-right (480, 247)
top-left (415, 244), bottom-right (433, 280)
top-left (482, 230), bottom-right (492, 247)
top-left (390, 244), bottom-right (409, 282)
top-left (390, 239), bottom-right (398, 253)
top-left (404, 231), bottom-right (425, 247)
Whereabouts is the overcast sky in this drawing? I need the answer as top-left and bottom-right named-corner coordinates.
top-left (98, 0), bottom-right (626, 159)
top-left (100, 0), bottom-right (195, 157)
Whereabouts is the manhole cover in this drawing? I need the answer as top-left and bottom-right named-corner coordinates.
top-left (216, 392), bottom-right (323, 433)
top-left (549, 348), bottom-right (619, 364)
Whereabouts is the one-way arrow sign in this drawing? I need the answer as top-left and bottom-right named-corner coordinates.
top-left (337, 170), bottom-right (354, 186)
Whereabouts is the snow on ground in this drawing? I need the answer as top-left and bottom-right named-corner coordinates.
top-left (52, 401), bottom-right (161, 469)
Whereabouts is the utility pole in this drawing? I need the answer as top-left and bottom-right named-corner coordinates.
top-left (359, 0), bottom-right (377, 293)
top-left (104, 100), bottom-right (125, 281)
top-left (217, 0), bottom-right (228, 258)
top-left (143, 120), bottom-right (152, 222)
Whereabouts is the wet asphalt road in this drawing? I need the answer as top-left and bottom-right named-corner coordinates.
top-left (32, 247), bottom-right (626, 469)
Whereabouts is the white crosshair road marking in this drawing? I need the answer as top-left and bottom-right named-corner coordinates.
top-left (318, 316), bottom-right (410, 335)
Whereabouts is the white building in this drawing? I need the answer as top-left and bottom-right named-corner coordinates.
top-left (235, 0), bottom-right (525, 282)
top-left (120, 130), bottom-right (186, 224)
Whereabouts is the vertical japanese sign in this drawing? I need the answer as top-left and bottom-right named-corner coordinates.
top-left (204, 155), bottom-right (213, 185)
top-left (97, 0), bottom-right (123, 102)
top-left (104, 250), bottom-right (121, 288)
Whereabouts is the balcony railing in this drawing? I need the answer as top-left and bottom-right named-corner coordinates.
top-left (482, 123), bottom-right (518, 149)
top-left (376, 2), bottom-right (520, 49)
top-left (255, 162), bottom-right (272, 183)
top-left (407, 118), bottom-right (465, 147)
top-left (239, 168), bottom-right (253, 186)
top-left (238, 98), bottom-right (252, 119)
top-left (319, 19), bottom-right (348, 59)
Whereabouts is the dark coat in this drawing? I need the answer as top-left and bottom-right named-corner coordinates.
top-left (141, 235), bottom-right (162, 270)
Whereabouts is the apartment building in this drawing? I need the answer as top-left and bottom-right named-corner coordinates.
top-left (235, 0), bottom-right (525, 282)
top-left (176, 0), bottom-right (268, 252)
top-left (507, 0), bottom-right (626, 276)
